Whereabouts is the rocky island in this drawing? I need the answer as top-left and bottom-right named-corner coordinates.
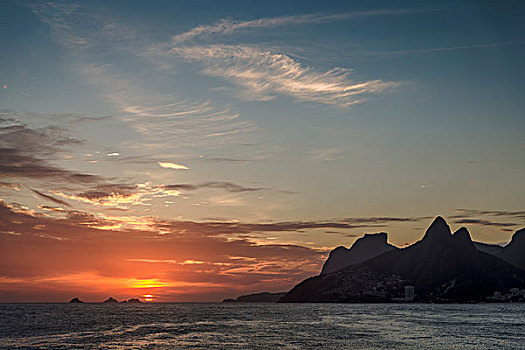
top-left (69, 297), bottom-right (84, 303)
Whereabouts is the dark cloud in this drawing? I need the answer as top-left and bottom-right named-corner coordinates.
top-left (0, 113), bottom-right (134, 198)
top-left (74, 184), bottom-right (137, 201)
top-left (342, 216), bottom-right (430, 224)
top-left (153, 219), bottom-right (392, 237)
top-left (66, 115), bottom-right (113, 124)
top-left (452, 218), bottom-right (518, 228)
top-left (0, 147), bottom-right (102, 184)
top-left (452, 209), bottom-right (525, 218)
top-left (0, 115), bottom-right (104, 186)
top-left (198, 157), bottom-right (248, 162)
top-left (1, 201), bottom-right (427, 239)
top-left (0, 112), bottom-right (82, 156)
top-left (164, 181), bottom-right (265, 193)
top-left (31, 189), bottom-right (71, 207)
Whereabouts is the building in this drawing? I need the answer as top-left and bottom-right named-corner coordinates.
top-left (405, 286), bottom-right (415, 302)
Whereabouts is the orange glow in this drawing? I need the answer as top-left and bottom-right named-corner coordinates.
top-left (129, 279), bottom-right (168, 289)
top-left (143, 294), bottom-right (154, 302)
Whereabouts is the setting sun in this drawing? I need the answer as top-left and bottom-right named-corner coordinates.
top-left (143, 294), bottom-right (154, 302)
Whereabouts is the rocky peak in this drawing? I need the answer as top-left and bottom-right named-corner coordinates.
top-left (507, 228), bottom-right (525, 247)
top-left (356, 232), bottom-right (388, 244)
top-left (421, 216), bottom-right (452, 245)
top-left (320, 232), bottom-right (395, 275)
top-left (452, 227), bottom-right (476, 251)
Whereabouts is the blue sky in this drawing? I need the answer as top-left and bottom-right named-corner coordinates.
top-left (0, 0), bottom-right (524, 301)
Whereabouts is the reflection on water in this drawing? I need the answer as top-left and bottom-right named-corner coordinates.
top-left (0, 303), bottom-right (523, 349)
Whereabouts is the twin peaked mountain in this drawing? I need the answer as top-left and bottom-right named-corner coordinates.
top-left (280, 217), bottom-right (525, 302)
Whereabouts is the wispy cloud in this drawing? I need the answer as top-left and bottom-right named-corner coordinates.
top-left (158, 162), bottom-right (189, 170)
top-left (30, 4), bottom-right (257, 150)
top-left (171, 9), bottom-right (420, 44)
top-left (79, 63), bottom-right (256, 148)
top-left (451, 208), bottom-right (525, 218)
top-left (448, 208), bottom-right (525, 231)
top-left (31, 189), bottom-right (71, 207)
top-left (365, 41), bottom-right (525, 56)
top-left (167, 45), bottom-right (397, 106)
top-left (164, 181), bottom-right (265, 193)
top-left (309, 148), bottom-right (344, 161)
top-left (453, 218), bottom-right (519, 228)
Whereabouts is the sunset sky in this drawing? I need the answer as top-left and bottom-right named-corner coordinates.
top-left (1, 0), bottom-right (524, 302)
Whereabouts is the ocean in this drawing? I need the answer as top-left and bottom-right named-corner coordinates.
top-left (0, 303), bottom-right (523, 349)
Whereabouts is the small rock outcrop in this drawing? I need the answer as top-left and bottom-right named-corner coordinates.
top-left (103, 297), bottom-right (118, 303)
top-left (126, 298), bottom-right (142, 303)
top-left (69, 297), bottom-right (84, 303)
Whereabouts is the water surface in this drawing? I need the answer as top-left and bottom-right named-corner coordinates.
top-left (0, 303), bottom-right (523, 349)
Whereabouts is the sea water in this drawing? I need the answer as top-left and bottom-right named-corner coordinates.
top-left (0, 303), bottom-right (523, 349)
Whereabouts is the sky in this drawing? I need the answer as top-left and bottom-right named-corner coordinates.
top-left (0, 0), bottom-right (524, 302)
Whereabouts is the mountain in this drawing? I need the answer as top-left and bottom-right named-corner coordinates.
top-left (499, 228), bottom-right (525, 270)
top-left (280, 217), bottom-right (525, 303)
top-left (321, 232), bottom-right (397, 275)
top-left (223, 292), bottom-right (286, 303)
top-left (69, 297), bottom-right (84, 303)
top-left (473, 242), bottom-right (503, 256)
top-left (472, 228), bottom-right (525, 270)
top-left (103, 297), bottom-right (118, 303)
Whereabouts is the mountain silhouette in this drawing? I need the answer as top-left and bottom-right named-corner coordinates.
top-left (321, 232), bottom-right (396, 275)
top-left (222, 292), bottom-right (287, 302)
top-left (473, 242), bottom-right (503, 256)
top-left (472, 228), bottom-right (524, 270)
top-left (499, 228), bottom-right (525, 270)
top-left (280, 217), bottom-right (525, 302)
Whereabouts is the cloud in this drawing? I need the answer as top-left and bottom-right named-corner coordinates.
top-left (0, 200), bottom-right (326, 301)
top-left (0, 111), bottom-right (82, 155)
top-left (171, 9), bottom-right (419, 44)
top-left (341, 216), bottom-right (429, 224)
top-left (0, 147), bottom-right (101, 185)
top-left (164, 181), bottom-right (265, 193)
top-left (30, 2), bottom-right (257, 149)
top-left (452, 218), bottom-right (519, 228)
top-left (0, 182), bottom-right (20, 191)
top-left (0, 115), bottom-right (105, 186)
top-left (451, 209), bottom-right (525, 218)
top-left (309, 148), bottom-right (344, 161)
top-left (168, 45), bottom-right (398, 106)
top-left (158, 162), bottom-right (189, 170)
top-left (31, 189), bottom-right (71, 207)
top-left (79, 64), bottom-right (256, 148)
top-left (73, 184), bottom-right (138, 201)
top-left (365, 41), bottom-right (525, 56)
top-left (449, 209), bottom-right (524, 229)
